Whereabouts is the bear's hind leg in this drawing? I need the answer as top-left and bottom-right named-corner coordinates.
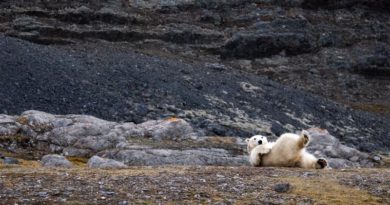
top-left (298, 130), bottom-right (310, 148)
top-left (299, 151), bottom-right (327, 169)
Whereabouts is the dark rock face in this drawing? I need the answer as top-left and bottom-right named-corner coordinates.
top-left (221, 19), bottom-right (318, 59)
top-left (302, 0), bottom-right (390, 10)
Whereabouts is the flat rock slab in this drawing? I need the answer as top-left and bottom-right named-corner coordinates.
top-left (100, 148), bottom-right (248, 166)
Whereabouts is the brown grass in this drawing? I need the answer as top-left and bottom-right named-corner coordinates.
top-left (286, 177), bottom-right (382, 205)
top-left (67, 157), bottom-right (88, 167)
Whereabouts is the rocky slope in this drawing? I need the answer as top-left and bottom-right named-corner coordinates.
top-left (0, 0), bottom-right (389, 115)
top-left (1, 35), bottom-right (389, 154)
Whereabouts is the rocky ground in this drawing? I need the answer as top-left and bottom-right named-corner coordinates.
top-left (1, 164), bottom-right (389, 205)
top-left (0, 0), bottom-right (390, 204)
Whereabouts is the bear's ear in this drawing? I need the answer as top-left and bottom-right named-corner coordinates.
top-left (245, 138), bottom-right (249, 143)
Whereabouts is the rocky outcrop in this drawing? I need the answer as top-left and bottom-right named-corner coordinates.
top-left (306, 128), bottom-right (377, 168)
top-left (221, 19), bottom-right (317, 59)
top-left (0, 110), bottom-right (249, 166)
top-left (0, 110), bottom-right (384, 168)
top-left (12, 110), bottom-right (195, 157)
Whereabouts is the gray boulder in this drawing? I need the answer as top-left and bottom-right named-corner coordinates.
top-left (87, 156), bottom-right (127, 168)
top-left (307, 128), bottom-right (374, 168)
top-left (41, 154), bottom-right (73, 168)
top-left (18, 110), bottom-right (55, 133)
top-left (0, 115), bottom-right (20, 136)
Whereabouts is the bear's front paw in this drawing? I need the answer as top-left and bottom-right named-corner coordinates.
top-left (258, 147), bottom-right (271, 154)
top-left (316, 158), bottom-right (328, 169)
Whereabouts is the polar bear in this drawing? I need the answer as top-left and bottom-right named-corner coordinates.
top-left (246, 130), bottom-right (327, 169)
top-left (245, 135), bottom-right (274, 166)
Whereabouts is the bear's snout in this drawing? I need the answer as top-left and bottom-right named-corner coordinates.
top-left (258, 140), bottom-right (262, 145)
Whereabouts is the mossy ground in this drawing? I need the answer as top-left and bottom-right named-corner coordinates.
top-left (1, 158), bottom-right (389, 205)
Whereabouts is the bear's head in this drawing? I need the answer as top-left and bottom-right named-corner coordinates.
top-left (245, 135), bottom-right (268, 154)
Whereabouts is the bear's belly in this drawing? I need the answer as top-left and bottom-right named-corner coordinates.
top-left (261, 149), bottom-right (302, 167)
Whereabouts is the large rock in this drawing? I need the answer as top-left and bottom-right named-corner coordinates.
top-left (18, 110), bottom-right (56, 133)
top-left (87, 156), bottom-right (127, 168)
top-left (41, 154), bottom-right (73, 168)
top-left (1, 110), bottom-right (196, 157)
top-left (100, 148), bottom-right (247, 166)
top-left (306, 128), bottom-right (375, 168)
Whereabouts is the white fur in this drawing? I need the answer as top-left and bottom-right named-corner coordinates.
top-left (246, 130), bottom-right (327, 169)
top-left (245, 135), bottom-right (272, 166)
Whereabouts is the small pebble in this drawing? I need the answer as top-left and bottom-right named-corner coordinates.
top-left (38, 192), bottom-right (48, 197)
top-left (3, 157), bottom-right (19, 164)
top-left (273, 183), bottom-right (291, 193)
top-left (373, 156), bottom-right (381, 162)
